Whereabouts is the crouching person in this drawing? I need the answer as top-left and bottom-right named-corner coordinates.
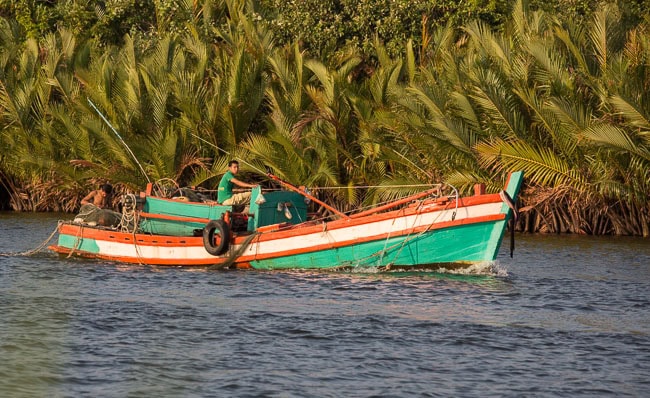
top-left (76, 183), bottom-right (122, 227)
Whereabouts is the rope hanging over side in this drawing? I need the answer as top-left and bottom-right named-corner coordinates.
top-left (208, 232), bottom-right (259, 270)
top-left (0, 221), bottom-right (62, 257)
top-left (67, 223), bottom-right (85, 258)
top-left (376, 201), bottom-right (450, 268)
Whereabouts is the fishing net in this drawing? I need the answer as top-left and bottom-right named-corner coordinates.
top-left (73, 204), bottom-right (122, 227)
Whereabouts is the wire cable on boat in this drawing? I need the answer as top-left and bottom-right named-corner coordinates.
top-left (125, 213), bottom-right (145, 265)
top-left (378, 206), bottom-right (416, 265)
top-left (376, 204), bottom-right (420, 265)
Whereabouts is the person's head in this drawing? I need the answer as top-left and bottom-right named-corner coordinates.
top-left (100, 183), bottom-right (113, 196)
top-left (228, 160), bottom-right (240, 174)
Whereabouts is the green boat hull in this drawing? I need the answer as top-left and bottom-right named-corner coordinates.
top-left (249, 219), bottom-right (507, 270)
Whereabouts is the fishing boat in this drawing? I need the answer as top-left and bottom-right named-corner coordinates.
top-left (49, 171), bottom-right (523, 270)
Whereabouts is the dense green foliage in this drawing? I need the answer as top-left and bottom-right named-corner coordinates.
top-left (0, 0), bottom-right (649, 236)
top-left (2, 0), bottom-right (646, 55)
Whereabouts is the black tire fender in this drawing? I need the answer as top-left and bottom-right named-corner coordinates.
top-left (203, 219), bottom-right (230, 256)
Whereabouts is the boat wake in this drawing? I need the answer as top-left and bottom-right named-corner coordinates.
top-left (435, 261), bottom-right (509, 277)
top-left (339, 260), bottom-right (508, 276)
top-left (432, 263), bottom-right (507, 276)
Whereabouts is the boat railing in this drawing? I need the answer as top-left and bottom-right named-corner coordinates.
top-left (348, 185), bottom-right (444, 219)
top-left (291, 183), bottom-right (455, 221)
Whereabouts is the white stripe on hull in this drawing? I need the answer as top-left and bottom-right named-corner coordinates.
top-left (96, 240), bottom-right (215, 260)
top-left (245, 202), bottom-right (502, 256)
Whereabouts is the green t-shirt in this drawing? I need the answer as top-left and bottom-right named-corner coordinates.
top-left (217, 170), bottom-right (235, 203)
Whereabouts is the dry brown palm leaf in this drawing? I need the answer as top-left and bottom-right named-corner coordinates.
top-left (69, 159), bottom-right (101, 168)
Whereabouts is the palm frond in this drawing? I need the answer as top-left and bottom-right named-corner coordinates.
top-left (609, 94), bottom-right (650, 131)
top-left (476, 137), bottom-right (587, 189)
top-left (581, 123), bottom-right (650, 162)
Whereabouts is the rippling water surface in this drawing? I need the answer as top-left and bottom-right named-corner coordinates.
top-left (1, 213), bottom-right (649, 397)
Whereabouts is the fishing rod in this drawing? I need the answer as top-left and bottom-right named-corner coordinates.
top-left (191, 133), bottom-right (350, 219)
top-left (88, 99), bottom-right (151, 183)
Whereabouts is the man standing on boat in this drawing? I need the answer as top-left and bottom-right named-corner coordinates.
top-left (218, 160), bottom-right (258, 205)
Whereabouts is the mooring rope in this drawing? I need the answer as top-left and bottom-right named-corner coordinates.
top-left (118, 193), bottom-right (139, 233)
top-left (130, 228), bottom-right (146, 266)
top-left (67, 223), bottom-right (85, 258)
top-left (0, 221), bottom-right (63, 257)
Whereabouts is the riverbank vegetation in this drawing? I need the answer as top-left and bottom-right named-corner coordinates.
top-left (0, 0), bottom-right (648, 236)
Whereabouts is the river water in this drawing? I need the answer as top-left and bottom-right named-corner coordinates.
top-left (1, 212), bottom-right (649, 397)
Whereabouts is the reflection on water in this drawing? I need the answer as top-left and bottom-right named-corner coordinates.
top-left (1, 213), bottom-right (649, 396)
